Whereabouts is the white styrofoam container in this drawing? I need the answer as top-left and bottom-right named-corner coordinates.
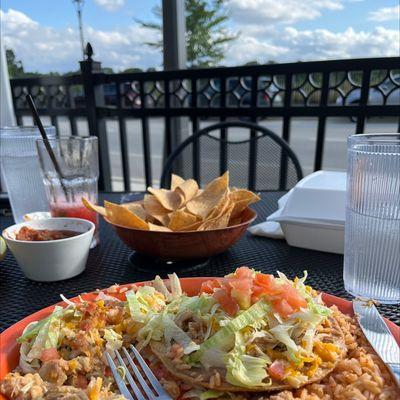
top-left (277, 170), bottom-right (346, 224)
top-left (280, 220), bottom-right (344, 254)
top-left (268, 170), bottom-right (346, 254)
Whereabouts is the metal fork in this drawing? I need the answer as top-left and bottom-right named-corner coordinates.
top-left (106, 345), bottom-right (172, 400)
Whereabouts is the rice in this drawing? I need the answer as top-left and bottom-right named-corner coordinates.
top-left (261, 306), bottom-right (399, 400)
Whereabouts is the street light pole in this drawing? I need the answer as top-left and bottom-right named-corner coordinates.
top-left (72, 0), bottom-right (86, 59)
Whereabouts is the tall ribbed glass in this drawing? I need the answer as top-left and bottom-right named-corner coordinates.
top-left (344, 134), bottom-right (400, 304)
top-left (0, 126), bottom-right (56, 223)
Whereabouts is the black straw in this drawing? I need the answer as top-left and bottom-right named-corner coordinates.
top-left (26, 94), bottom-right (69, 200)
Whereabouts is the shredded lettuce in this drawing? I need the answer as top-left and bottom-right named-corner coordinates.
top-left (25, 306), bottom-right (63, 361)
top-left (136, 286), bottom-right (166, 310)
top-left (163, 314), bottom-right (200, 354)
top-left (183, 389), bottom-right (226, 400)
top-left (136, 313), bottom-right (165, 350)
top-left (126, 286), bottom-right (166, 324)
top-left (199, 348), bottom-right (229, 370)
top-left (269, 324), bottom-right (298, 353)
top-left (17, 306), bottom-right (67, 344)
top-left (200, 391), bottom-right (226, 400)
top-left (125, 290), bottom-right (145, 322)
top-left (104, 328), bottom-right (123, 351)
top-left (178, 294), bottom-right (216, 316)
top-left (192, 300), bottom-right (271, 363)
top-left (153, 275), bottom-right (173, 301)
top-left (225, 332), bottom-right (270, 388)
top-left (168, 273), bottom-right (183, 297)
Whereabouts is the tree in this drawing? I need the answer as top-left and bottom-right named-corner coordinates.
top-left (122, 67), bottom-right (143, 73)
top-left (137, 0), bottom-right (238, 68)
top-left (6, 48), bottom-right (25, 78)
top-left (101, 67), bottom-right (114, 74)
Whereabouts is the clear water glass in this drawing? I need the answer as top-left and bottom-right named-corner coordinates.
top-left (36, 137), bottom-right (100, 248)
top-left (344, 133), bottom-right (400, 303)
top-left (0, 126), bottom-right (56, 223)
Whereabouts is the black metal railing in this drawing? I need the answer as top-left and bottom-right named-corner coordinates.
top-left (10, 54), bottom-right (400, 191)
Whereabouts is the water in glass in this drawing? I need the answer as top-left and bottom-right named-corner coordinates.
top-left (0, 126), bottom-right (56, 223)
top-left (344, 134), bottom-right (400, 303)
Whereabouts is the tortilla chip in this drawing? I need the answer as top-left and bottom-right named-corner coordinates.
top-left (104, 200), bottom-right (149, 230)
top-left (171, 174), bottom-right (185, 190)
top-left (198, 203), bottom-right (234, 230)
top-left (143, 195), bottom-right (170, 226)
top-left (229, 189), bottom-right (260, 220)
top-left (148, 223), bottom-right (172, 232)
top-left (176, 179), bottom-right (199, 203)
top-left (186, 172), bottom-right (229, 219)
top-left (122, 202), bottom-right (148, 221)
top-left (206, 193), bottom-right (231, 220)
top-left (82, 198), bottom-right (106, 217)
top-left (150, 313), bottom-right (346, 392)
top-left (147, 187), bottom-right (184, 211)
top-left (168, 210), bottom-right (199, 231)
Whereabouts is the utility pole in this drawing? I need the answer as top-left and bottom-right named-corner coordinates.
top-left (72, 0), bottom-right (86, 59)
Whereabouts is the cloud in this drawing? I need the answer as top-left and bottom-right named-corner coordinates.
top-left (224, 26), bottom-right (400, 65)
top-left (93, 0), bottom-right (125, 12)
top-left (227, 0), bottom-right (344, 25)
top-left (1, 6), bottom-right (399, 73)
top-left (368, 5), bottom-right (400, 21)
top-left (281, 26), bottom-right (399, 59)
top-left (1, 8), bottom-right (161, 73)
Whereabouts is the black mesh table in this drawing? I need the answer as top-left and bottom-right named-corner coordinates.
top-left (0, 192), bottom-right (398, 332)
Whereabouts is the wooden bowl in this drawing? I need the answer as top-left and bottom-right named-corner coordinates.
top-left (107, 208), bottom-right (257, 261)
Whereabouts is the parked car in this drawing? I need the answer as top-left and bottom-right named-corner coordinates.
top-left (195, 77), bottom-right (282, 108)
top-left (336, 75), bottom-right (400, 121)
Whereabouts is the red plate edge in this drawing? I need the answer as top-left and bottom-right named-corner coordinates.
top-left (1, 277), bottom-right (399, 400)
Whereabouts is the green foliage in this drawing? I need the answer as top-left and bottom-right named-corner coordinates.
top-left (137, 0), bottom-right (238, 68)
top-left (6, 48), bottom-right (25, 78)
top-left (101, 67), bottom-right (115, 74)
top-left (6, 48), bottom-right (80, 77)
top-left (122, 67), bottom-right (144, 73)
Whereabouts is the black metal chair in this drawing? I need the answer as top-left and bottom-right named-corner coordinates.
top-left (160, 121), bottom-right (303, 191)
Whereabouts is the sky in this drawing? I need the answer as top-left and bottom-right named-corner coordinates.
top-left (1, 0), bottom-right (399, 73)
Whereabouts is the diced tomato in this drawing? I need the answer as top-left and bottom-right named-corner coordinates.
top-left (254, 273), bottom-right (280, 293)
top-left (80, 320), bottom-right (92, 331)
top-left (205, 269), bottom-right (307, 319)
top-left (234, 266), bottom-right (254, 279)
top-left (40, 348), bottom-right (59, 362)
top-left (271, 299), bottom-right (294, 318)
top-left (280, 284), bottom-right (307, 310)
top-left (200, 279), bottom-right (221, 294)
top-left (104, 366), bottom-right (113, 377)
top-left (75, 373), bottom-right (88, 389)
top-left (230, 278), bottom-right (252, 309)
top-left (213, 288), bottom-right (240, 316)
top-left (85, 302), bottom-right (97, 313)
top-left (268, 360), bottom-right (286, 381)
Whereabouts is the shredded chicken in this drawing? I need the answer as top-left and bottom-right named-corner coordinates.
top-left (39, 359), bottom-right (69, 386)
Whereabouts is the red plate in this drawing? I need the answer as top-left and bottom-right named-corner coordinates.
top-left (1, 277), bottom-right (399, 400)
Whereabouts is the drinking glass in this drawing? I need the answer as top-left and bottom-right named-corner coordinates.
top-left (0, 126), bottom-right (56, 223)
top-left (344, 133), bottom-right (400, 303)
top-left (36, 136), bottom-right (100, 247)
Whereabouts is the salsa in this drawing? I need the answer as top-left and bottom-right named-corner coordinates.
top-left (16, 226), bottom-right (81, 241)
